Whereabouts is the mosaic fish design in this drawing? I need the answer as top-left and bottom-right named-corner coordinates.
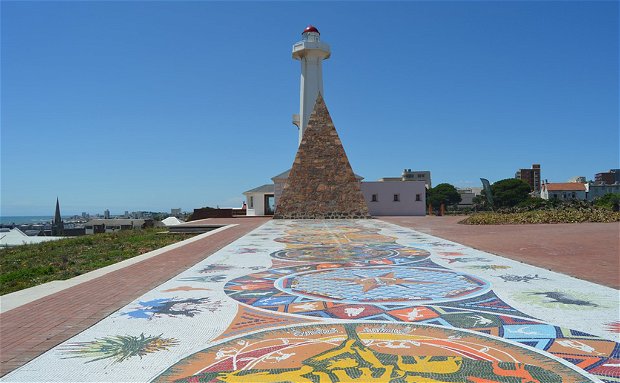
top-left (122, 297), bottom-right (222, 320)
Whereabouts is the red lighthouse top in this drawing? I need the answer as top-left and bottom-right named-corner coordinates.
top-left (303, 25), bottom-right (320, 35)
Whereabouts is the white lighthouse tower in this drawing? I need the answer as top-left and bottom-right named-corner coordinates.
top-left (292, 25), bottom-right (331, 144)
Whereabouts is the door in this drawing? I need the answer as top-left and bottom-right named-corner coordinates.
top-left (264, 194), bottom-right (275, 215)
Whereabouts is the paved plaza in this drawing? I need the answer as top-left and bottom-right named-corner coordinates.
top-left (1, 219), bottom-right (619, 382)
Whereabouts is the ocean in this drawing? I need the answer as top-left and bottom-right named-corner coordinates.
top-left (0, 216), bottom-right (54, 225)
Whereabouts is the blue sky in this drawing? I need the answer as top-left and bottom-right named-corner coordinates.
top-left (2, 1), bottom-right (618, 216)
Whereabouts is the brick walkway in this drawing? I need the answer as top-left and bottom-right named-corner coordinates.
top-left (0, 217), bottom-right (269, 376)
top-left (381, 216), bottom-right (620, 289)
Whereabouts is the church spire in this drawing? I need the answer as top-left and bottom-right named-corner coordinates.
top-left (53, 197), bottom-right (64, 236)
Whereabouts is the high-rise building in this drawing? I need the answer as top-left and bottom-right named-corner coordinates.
top-left (515, 164), bottom-right (541, 193)
top-left (595, 169), bottom-right (620, 185)
top-left (104, 209), bottom-right (110, 219)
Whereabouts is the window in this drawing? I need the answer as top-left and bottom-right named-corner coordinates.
top-left (371, 194), bottom-right (378, 202)
top-left (249, 196), bottom-right (254, 208)
top-left (417, 174), bottom-right (424, 178)
top-left (393, 194), bottom-right (400, 202)
top-left (416, 194), bottom-right (421, 201)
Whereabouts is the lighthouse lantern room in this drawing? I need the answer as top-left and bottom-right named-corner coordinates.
top-left (292, 25), bottom-right (331, 144)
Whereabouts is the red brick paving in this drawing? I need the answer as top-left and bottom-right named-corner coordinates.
top-left (380, 216), bottom-right (620, 289)
top-left (0, 217), bottom-right (270, 377)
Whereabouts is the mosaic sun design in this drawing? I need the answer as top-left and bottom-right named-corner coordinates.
top-left (153, 323), bottom-right (591, 383)
top-left (277, 266), bottom-right (490, 304)
top-left (270, 221), bottom-right (431, 264)
top-left (224, 263), bottom-right (483, 319)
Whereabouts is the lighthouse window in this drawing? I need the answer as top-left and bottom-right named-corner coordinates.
top-left (371, 194), bottom-right (378, 202)
top-left (393, 194), bottom-right (400, 202)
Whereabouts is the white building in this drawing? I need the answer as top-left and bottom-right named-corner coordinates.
top-left (0, 228), bottom-right (63, 247)
top-left (361, 182), bottom-right (426, 216)
top-left (568, 176), bottom-right (587, 183)
top-left (170, 208), bottom-right (182, 217)
top-left (243, 184), bottom-right (275, 216)
top-left (292, 25), bottom-right (330, 144)
top-left (161, 217), bottom-right (184, 226)
top-left (457, 187), bottom-right (483, 207)
top-left (540, 182), bottom-right (587, 201)
top-left (378, 169), bottom-right (432, 189)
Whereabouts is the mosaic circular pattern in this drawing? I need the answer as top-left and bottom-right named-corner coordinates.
top-left (153, 322), bottom-right (590, 383)
top-left (224, 264), bottom-right (491, 320)
top-left (270, 244), bottom-right (430, 264)
top-left (270, 221), bottom-right (431, 264)
top-left (276, 266), bottom-right (490, 304)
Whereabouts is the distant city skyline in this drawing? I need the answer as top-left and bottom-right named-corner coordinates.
top-left (2, 2), bottom-right (618, 215)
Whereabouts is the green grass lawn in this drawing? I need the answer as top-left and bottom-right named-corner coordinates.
top-left (0, 228), bottom-right (196, 295)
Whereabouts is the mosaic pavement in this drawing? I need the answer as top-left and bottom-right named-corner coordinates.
top-left (3, 220), bottom-right (619, 382)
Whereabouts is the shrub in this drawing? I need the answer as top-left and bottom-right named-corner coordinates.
top-left (594, 193), bottom-right (620, 210)
top-left (460, 208), bottom-right (620, 225)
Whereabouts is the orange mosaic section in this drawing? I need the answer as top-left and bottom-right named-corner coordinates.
top-left (154, 323), bottom-right (589, 383)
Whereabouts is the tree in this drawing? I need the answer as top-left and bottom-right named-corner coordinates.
top-left (594, 193), bottom-right (620, 210)
top-left (428, 183), bottom-right (461, 209)
top-left (491, 178), bottom-right (531, 208)
top-left (472, 194), bottom-right (490, 211)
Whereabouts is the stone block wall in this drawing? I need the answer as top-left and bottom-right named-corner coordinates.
top-left (274, 94), bottom-right (370, 219)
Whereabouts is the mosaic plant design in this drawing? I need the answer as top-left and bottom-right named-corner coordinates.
top-left (61, 333), bottom-right (178, 364)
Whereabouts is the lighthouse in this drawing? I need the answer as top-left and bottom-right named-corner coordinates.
top-left (292, 25), bottom-right (331, 144)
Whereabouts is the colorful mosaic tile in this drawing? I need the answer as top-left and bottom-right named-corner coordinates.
top-left (3, 219), bottom-right (618, 383)
top-left (153, 323), bottom-right (591, 383)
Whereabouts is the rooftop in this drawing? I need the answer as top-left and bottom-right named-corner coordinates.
top-left (544, 182), bottom-right (586, 191)
top-left (303, 25), bottom-right (319, 34)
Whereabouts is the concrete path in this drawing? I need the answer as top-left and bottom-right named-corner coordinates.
top-left (1, 219), bottom-right (618, 382)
